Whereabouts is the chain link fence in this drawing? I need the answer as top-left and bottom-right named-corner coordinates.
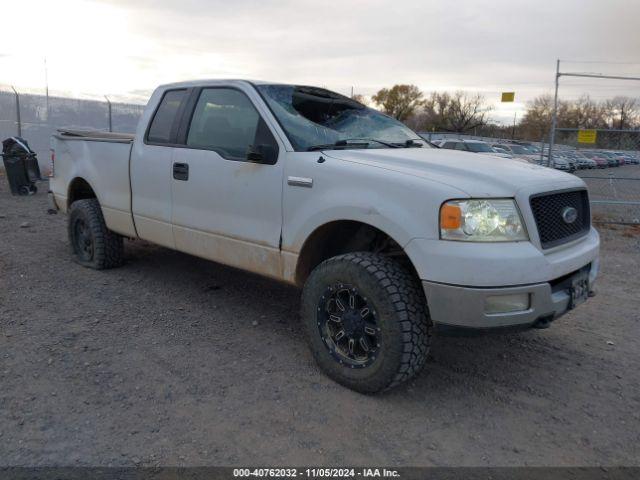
top-left (1, 89), bottom-right (638, 224)
top-left (575, 170), bottom-right (640, 225)
top-left (0, 89), bottom-right (145, 174)
top-left (554, 129), bottom-right (640, 224)
top-left (554, 128), bottom-right (640, 152)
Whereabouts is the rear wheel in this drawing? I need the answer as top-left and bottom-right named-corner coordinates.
top-left (68, 198), bottom-right (124, 269)
top-left (301, 252), bottom-right (431, 393)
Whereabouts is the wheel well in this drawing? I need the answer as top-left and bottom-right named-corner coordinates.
top-left (295, 221), bottom-right (419, 286)
top-left (68, 178), bottom-right (96, 208)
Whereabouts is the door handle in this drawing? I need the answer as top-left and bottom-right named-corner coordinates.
top-left (173, 162), bottom-right (189, 181)
top-left (287, 176), bottom-right (313, 188)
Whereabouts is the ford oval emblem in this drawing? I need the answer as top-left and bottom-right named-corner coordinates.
top-left (562, 206), bottom-right (578, 224)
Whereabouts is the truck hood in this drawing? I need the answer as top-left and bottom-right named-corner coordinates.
top-left (323, 148), bottom-right (583, 197)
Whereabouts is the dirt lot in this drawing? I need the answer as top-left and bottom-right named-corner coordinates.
top-left (0, 177), bottom-right (639, 467)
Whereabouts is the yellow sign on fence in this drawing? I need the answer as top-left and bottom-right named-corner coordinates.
top-left (577, 129), bottom-right (597, 144)
top-left (501, 92), bottom-right (515, 102)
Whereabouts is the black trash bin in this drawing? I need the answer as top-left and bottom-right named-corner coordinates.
top-left (1, 137), bottom-right (42, 196)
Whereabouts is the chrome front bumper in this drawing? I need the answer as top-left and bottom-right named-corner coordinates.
top-left (423, 260), bottom-right (598, 333)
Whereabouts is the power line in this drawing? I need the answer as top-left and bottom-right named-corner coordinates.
top-left (561, 60), bottom-right (640, 66)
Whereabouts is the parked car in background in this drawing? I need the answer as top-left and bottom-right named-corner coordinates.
top-left (550, 156), bottom-right (571, 171)
top-left (440, 140), bottom-right (510, 158)
top-left (558, 152), bottom-right (580, 169)
top-left (610, 151), bottom-right (638, 165)
top-left (492, 146), bottom-right (512, 156)
top-left (619, 152), bottom-right (640, 165)
top-left (580, 151), bottom-right (609, 168)
top-left (593, 151), bottom-right (620, 167)
top-left (521, 145), bottom-right (540, 155)
top-left (417, 139), bottom-right (638, 170)
top-left (607, 153), bottom-right (624, 165)
top-left (493, 143), bottom-right (542, 164)
top-left (565, 152), bottom-right (596, 169)
top-left (555, 152), bottom-right (578, 171)
top-left (439, 140), bottom-right (513, 159)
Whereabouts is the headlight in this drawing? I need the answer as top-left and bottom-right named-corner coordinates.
top-left (440, 199), bottom-right (528, 242)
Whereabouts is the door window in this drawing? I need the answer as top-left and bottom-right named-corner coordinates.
top-left (187, 88), bottom-right (263, 161)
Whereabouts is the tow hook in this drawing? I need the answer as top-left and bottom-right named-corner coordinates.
top-left (533, 315), bottom-right (554, 329)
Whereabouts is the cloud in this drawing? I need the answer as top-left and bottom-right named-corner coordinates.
top-left (2, 0), bottom-right (639, 117)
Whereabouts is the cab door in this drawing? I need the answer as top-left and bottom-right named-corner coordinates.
top-left (130, 88), bottom-right (189, 248)
top-left (169, 85), bottom-right (285, 280)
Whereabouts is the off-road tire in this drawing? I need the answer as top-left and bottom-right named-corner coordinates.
top-left (68, 198), bottom-right (124, 269)
top-left (301, 252), bottom-right (432, 393)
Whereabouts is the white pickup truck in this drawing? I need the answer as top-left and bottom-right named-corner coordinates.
top-left (49, 80), bottom-right (599, 393)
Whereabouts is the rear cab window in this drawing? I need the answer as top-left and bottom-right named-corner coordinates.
top-left (146, 89), bottom-right (187, 144)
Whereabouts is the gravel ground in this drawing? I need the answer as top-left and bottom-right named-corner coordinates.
top-left (0, 177), bottom-right (639, 467)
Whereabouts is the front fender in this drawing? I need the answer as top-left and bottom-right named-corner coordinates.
top-left (282, 153), bottom-right (466, 254)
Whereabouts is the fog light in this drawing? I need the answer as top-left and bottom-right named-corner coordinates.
top-left (485, 293), bottom-right (530, 314)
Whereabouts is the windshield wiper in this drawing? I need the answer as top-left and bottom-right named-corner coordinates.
top-left (344, 138), bottom-right (401, 148)
top-left (387, 139), bottom-right (425, 148)
top-left (307, 142), bottom-right (367, 151)
top-left (307, 138), bottom-right (401, 151)
top-left (398, 138), bottom-right (424, 148)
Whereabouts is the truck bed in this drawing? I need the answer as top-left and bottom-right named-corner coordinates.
top-left (55, 128), bottom-right (135, 142)
top-left (50, 129), bottom-right (137, 237)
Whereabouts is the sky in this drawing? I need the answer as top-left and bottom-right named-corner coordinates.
top-left (1, 0), bottom-right (640, 124)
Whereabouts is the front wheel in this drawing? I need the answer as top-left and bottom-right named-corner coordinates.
top-left (301, 252), bottom-right (432, 393)
top-left (68, 198), bottom-right (124, 269)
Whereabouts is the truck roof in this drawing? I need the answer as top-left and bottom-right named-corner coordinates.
top-left (157, 79), bottom-right (277, 89)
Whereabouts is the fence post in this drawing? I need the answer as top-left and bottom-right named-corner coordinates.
top-left (104, 95), bottom-right (113, 132)
top-left (608, 172), bottom-right (617, 199)
top-left (548, 59), bottom-right (560, 169)
top-left (11, 85), bottom-right (22, 137)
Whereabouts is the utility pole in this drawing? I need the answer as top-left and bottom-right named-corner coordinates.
top-left (548, 59), bottom-right (560, 168)
top-left (104, 95), bottom-right (112, 132)
top-left (512, 112), bottom-right (517, 139)
top-left (350, 86), bottom-right (354, 98)
top-left (11, 85), bottom-right (21, 137)
top-left (44, 57), bottom-right (50, 121)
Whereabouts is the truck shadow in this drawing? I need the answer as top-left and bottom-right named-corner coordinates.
top-left (121, 239), bottom-right (595, 402)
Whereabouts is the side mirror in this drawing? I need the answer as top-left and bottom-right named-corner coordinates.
top-left (246, 144), bottom-right (277, 164)
top-left (246, 145), bottom-right (264, 163)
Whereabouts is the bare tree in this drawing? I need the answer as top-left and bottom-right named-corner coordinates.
top-left (446, 91), bottom-right (492, 132)
top-left (519, 94), bottom-right (640, 142)
top-left (519, 94), bottom-right (570, 140)
top-left (603, 96), bottom-right (639, 129)
top-left (351, 94), bottom-right (370, 107)
top-left (417, 91), bottom-right (491, 133)
top-left (566, 95), bottom-right (606, 129)
top-left (372, 85), bottom-right (423, 121)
